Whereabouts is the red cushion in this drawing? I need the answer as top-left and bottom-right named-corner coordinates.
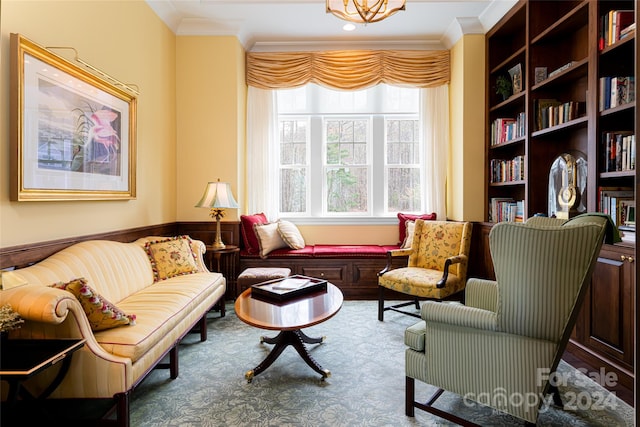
top-left (240, 213), bottom-right (268, 254)
top-left (240, 246), bottom-right (314, 258)
top-left (397, 212), bottom-right (437, 245)
top-left (313, 245), bottom-right (388, 258)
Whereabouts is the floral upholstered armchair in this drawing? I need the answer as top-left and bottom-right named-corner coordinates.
top-left (377, 220), bottom-right (472, 321)
top-left (403, 214), bottom-right (609, 425)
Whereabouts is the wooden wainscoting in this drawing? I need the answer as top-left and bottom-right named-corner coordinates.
top-left (0, 223), bottom-right (178, 271)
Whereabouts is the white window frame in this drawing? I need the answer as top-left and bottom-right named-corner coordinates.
top-left (276, 84), bottom-right (424, 224)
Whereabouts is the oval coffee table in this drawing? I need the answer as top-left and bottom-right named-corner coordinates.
top-left (234, 281), bottom-right (344, 382)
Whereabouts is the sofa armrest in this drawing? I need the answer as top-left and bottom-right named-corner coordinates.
top-left (0, 284), bottom-right (77, 325)
top-left (190, 239), bottom-right (209, 272)
top-left (465, 278), bottom-right (498, 312)
top-left (421, 300), bottom-right (498, 332)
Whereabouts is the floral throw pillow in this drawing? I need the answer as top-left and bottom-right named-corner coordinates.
top-left (145, 236), bottom-right (199, 282)
top-left (51, 277), bottom-right (136, 332)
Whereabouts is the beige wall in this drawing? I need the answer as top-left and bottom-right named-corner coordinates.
top-left (448, 34), bottom-right (486, 222)
top-left (0, 0), bottom-right (486, 249)
top-left (175, 36), bottom-right (245, 223)
top-left (0, 0), bottom-right (177, 247)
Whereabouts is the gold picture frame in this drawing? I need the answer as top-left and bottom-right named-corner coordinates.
top-left (10, 33), bottom-right (137, 201)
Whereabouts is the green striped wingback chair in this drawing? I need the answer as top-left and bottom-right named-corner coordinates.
top-left (404, 214), bottom-right (609, 425)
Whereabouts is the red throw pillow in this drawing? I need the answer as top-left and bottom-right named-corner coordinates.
top-left (397, 212), bottom-right (437, 245)
top-left (240, 213), bottom-right (268, 254)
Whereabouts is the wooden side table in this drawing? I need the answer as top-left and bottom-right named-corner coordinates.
top-left (206, 244), bottom-right (240, 299)
top-left (0, 338), bottom-right (85, 401)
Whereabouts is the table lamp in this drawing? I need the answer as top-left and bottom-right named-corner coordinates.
top-left (195, 179), bottom-right (238, 249)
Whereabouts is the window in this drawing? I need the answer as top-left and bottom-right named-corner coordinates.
top-left (276, 84), bottom-right (422, 219)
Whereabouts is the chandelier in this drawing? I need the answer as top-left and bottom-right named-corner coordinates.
top-left (326, 0), bottom-right (406, 24)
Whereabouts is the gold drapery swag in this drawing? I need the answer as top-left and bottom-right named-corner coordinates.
top-left (246, 50), bottom-right (450, 90)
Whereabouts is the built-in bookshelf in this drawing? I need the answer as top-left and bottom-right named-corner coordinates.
top-left (486, 0), bottom-right (636, 228)
top-left (485, 0), bottom-right (636, 394)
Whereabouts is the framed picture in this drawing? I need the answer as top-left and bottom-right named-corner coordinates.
top-left (534, 67), bottom-right (548, 84)
top-left (620, 199), bottom-right (636, 227)
top-left (10, 33), bottom-right (137, 201)
top-left (508, 63), bottom-right (523, 93)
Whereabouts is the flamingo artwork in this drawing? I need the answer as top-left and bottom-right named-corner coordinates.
top-left (89, 109), bottom-right (120, 160)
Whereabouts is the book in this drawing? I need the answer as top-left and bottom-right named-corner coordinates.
top-left (602, 132), bottom-right (635, 172)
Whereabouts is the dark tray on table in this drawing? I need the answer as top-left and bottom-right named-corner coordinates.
top-left (251, 274), bottom-right (327, 302)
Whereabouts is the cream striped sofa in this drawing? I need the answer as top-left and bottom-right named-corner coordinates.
top-left (404, 214), bottom-right (609, 425)
top-left (0, 236), bottom-right (226, 426)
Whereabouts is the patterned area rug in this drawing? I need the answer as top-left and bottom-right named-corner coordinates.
top-left (130, 301), bottom-right (634, 426)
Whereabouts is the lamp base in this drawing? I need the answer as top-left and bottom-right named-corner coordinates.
top-left (210, 240), bottom-right (226, 250)
top-left (211, 210), bottom-right (226, 250)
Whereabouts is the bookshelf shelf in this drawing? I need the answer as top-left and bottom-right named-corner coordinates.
top-left (530, 57), bottom-right (588, 90)
top-left (530, 116), bottom-right (589, 137)
top-left (489, 136), bottom-right (525, 150)
top-left (489, 180), bottom-right (525, 187)
top-left (490, 46), bottom-right (527, 74)
top-left (600, 170), bottom-right (635, 178)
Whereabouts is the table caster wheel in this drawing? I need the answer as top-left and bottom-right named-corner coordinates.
top-left (245, 370), bottom-right (254, 383)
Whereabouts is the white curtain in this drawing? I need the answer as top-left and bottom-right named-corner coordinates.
top-left (247, 84), bottom-right (449, 220)
top-left (246, 86), bottom-right (279, 220)
top-left (421, 84), bottom-right (449, 220)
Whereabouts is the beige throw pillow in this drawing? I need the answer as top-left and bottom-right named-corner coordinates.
top-left (277, 220), bottom-right (305, 249)
top-left (254, 223), bottom-right (288, 258)
top-left (401, 220), bottom-right (416, 249)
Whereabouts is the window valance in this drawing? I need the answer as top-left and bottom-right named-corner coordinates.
top-left (246, 50), bottom-right (450, 90)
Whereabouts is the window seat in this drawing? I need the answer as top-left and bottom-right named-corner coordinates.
top-left (239, 244), bottom-right (405, 299)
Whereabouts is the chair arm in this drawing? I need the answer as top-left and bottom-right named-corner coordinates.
top-left (436, 254), bottom-right (468, 288)
top-left (378, 248), bottom-right (412, 276)
top-left (421, 300), bottom-right (498, 331)
top-left (465, 278), bottom-right (498, 312)
top-left (0, 284), bottom-right (78, 325)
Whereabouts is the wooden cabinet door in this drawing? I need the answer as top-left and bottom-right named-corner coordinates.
top-left (580, 245), bottom-right (635, 370)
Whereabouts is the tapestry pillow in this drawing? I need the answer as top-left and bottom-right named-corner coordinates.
top-left (277, 220), bottom-right (306, 249)
top-left (240, 213), bottom-right (268, 254)
top-left (254, 222), bottom-right (289, 258)
top-left (51, 277), bottom-right (136, 332)
top-left (397, 212), bottom-right (437, 245)
top-left (401, 220), bottom-right (416, 249)
top-left (145, 235), bottom-right (199, 282)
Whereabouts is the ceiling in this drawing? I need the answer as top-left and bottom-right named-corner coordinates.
top-left (146, 0), bottom-right (518, 50)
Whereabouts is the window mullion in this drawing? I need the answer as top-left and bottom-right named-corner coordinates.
top-left (309, 116), bottom-right (323, 216)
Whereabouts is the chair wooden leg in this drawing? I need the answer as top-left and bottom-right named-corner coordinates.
top-left (406, 376), bottom-right (415, 416)
top-left (549, 383), bottom-right (563, 406)
top-left (378, 286), bottom-right (385, 321)
top-left (414, 298), bottom-right (419, 310)
top-left (412, 387), bottom-right (486, 427)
